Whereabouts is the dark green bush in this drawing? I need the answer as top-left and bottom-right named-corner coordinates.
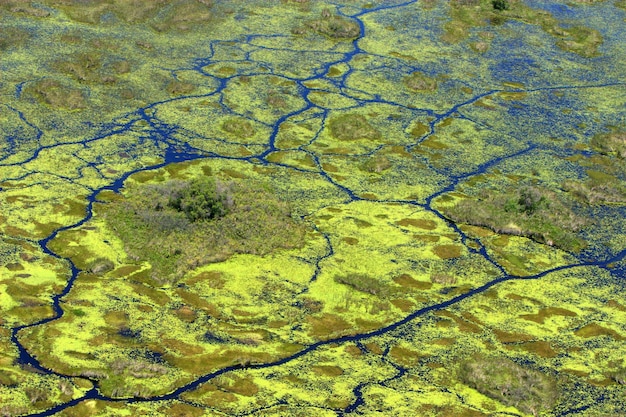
top-left (492, 0), bottom-right (509, 11)
top-left (504, 187), bottom-right (548, 214)
top-left (168, 177), bottom-right (230, 222)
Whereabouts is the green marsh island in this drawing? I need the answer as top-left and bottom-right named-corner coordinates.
top-left (0, 0), bottom-right (625, 416)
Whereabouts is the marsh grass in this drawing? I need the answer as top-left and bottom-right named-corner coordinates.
top-left (590, 130), bottom-right (626, 159)
top-left (404, 71), bottom-right (437, 92)
top-left (329, 114), bottom-right (380, 141)
top-left (0, 26), bottom-right (30, 51)
top-left (444, 186), bottom-right (587, 252)
top-left (334, 274), bottom-right (394, 297)
top-left (298, 11), bottom-right (360, 39)
top-left (102, 176), bottom-right (307, 284)
top-left (221, 118), bottom-right (255, 138)
top-left (563, 179), bottom-right (626, 205)
top-left (459, 355), bottom-right (558, 416)
top-left (360, 155), bottom-right (391, 173)
top-left (445, 0), bottom-right (603, 57)
top-left (46, 0), bottom-right (213, 30)
top-left (612, 368), bottom-right (626, 385)
top-left (87, 257), bottom-right (115, 275)
top-left (25, 79), bottom-right (86, 110)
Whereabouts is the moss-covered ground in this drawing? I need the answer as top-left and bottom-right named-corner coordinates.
top-left (1, 0), bottom-right (625, 416)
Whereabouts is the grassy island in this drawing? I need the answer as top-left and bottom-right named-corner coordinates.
top-left (100, 175), bottom-right (308, 284)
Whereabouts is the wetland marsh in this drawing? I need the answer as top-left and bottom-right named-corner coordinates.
top-left (0, 0), bottom-right (625, 416)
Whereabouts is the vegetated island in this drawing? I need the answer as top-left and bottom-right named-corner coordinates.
top-left (96, 174), bottom-right (308, 284)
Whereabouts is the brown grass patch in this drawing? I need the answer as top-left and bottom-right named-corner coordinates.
top-left (574, 323), bottom-right (625, 340)
top-left (395, 218), bottom-right (437, 230)
top-left (433, 244), bottom-right (463, 259)
top-left (393, 273), bottom-right (432, 290)
top-left (307, 313), bottom-right (351, 339)
top-left (519, 307), bottom-right (577, 324)
top-left (492, 329), bottom-right (533, 343)
top-left (313, 365), bottom-right (344, 377)
top-left (389, 345), bottom-right (425, 366)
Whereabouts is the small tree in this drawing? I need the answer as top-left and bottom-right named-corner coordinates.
top-left (492, 0), bottom-right (509, 10)
top-left (168, 177), bottom-right (230, 222)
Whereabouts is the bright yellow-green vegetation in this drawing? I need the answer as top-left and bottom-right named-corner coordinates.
top-left (1, 0), bottom-right (625, 416)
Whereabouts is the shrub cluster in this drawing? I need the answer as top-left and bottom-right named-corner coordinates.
top-left (102, 176), bottom-right (307, 283)
top-left (444, 186), bottom-right (587, 252)
top-left (459, 355), bottom-right (558, 415)
top-left (168, 176), bottom-right (231, 222)
top-left (492, 0), bottom-right (509, 11)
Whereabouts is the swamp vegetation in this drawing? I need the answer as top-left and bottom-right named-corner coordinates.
top-left (101, 176), bottom-right (307, 283)
top-left (0, 0), bottom-right (625, 415)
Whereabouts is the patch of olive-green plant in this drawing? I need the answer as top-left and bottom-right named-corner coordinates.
top-left (182, 341), bottom-right (397, 414)
top-left (404, 71), bottom-right (437, 93)
top-left (302, 201), bottom-right (501, 339)
top-left (0, 25), bottom-right (31, 51)
top-left (458, 354), bottom-right (558, 415)
top-left (293, 8), bottom-right (360, 39)
top-left (451, 267), bottom-right (626, 411)
top-left (55, 399), bottom-right (208, 417)
top-left (98, 175), bottom-right (308, 283)
top-left (551, 25), bottom-right (603, 58)
top-left (590, 128), bottom-right (626, 159)
top-left (442, 0), bottom-right (603, 57)
top-left (328, 113), bottom-right (381, 141)
top-left (219, 75), bottom-right (307, 125)
top-left (411, 117), bottom-right (528, 175)
top-left (23, 79), bottom-right (87, 111)
top-left (439, 183), bottom-right (587, 252)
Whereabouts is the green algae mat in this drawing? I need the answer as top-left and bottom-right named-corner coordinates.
top-left (1, 1), bottom-right (625, 416)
